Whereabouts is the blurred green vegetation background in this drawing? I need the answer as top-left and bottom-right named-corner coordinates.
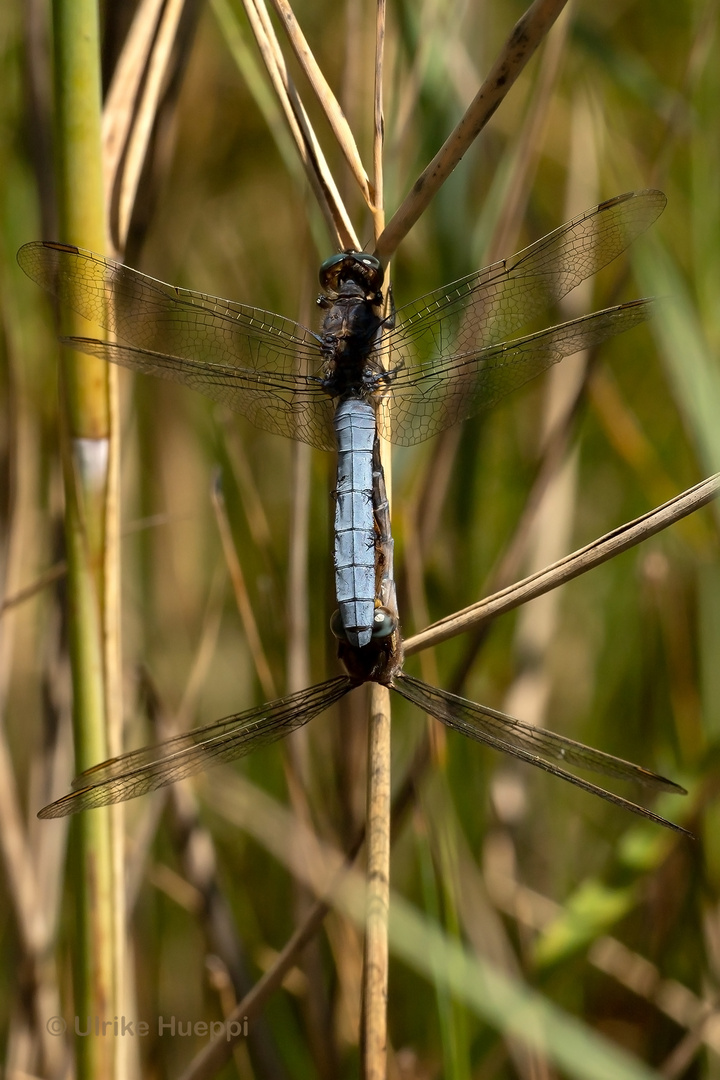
top-left (1, 0), bottom-right (719, 1077)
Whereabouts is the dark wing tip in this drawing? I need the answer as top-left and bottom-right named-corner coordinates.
top-left (43, 241), bottom-right (81, 254)
top-left (37, 792), bottom-right (78, 819)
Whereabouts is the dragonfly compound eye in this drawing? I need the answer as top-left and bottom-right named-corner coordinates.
top-left (329, 608), bottom-right (347, 640)
top-left (319, 252), bottom-right (384, 294)
top-left (371, 608), bottom-right (396, 639)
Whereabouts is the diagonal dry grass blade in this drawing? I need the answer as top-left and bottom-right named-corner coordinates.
top-left (375, 0), bottom-right (571, 258)
top-left (210, 474), bottom-right (278, 701)
top-left (405, 473), bottom-right (720, 655)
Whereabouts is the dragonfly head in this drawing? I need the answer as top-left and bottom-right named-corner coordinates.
top-left (319, 251), bottom-right (384, 303)
top-left (331, 605), bottom-right (403, 685)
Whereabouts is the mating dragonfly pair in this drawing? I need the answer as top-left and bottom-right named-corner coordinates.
top-left (18, 188), bottom-right (688, 833)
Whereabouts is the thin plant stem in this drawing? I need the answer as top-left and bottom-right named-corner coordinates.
top-left (211, 478), bottom-right (277, 701)
top-left (363, 683), bottom-right (392, 1079)
top-left (52, 0), bottom-right (122, 1076)
top-left (240, 0), bottom-right (359, 249)
top-left (362, 4), bottom-right (391, 1077)
top-left (103, 0), bottom-right (187, 255)
top-left (269, 0), bottom-right (373, 205)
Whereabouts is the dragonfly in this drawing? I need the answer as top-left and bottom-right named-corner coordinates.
top-left (18, 189), bottom-right (666, 648)
top-left (38, 422), bottom-right (688, 833)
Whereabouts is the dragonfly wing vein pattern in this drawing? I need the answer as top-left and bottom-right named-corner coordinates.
top-left (21, 189), bottom-right (686, 833)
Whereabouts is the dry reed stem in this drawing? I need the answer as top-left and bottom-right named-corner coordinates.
top-left (269, 0), bottom-right (373, 206)
top-left (371, 0), bottom-right (386, 238)
top-left (102, 0), bottom-right (170, 254)
top-left (406, 473), bottom-right (720, 655)
top-left (375, 0), bottom-right (571, 259)
top-left (241, 0), bottom-right (359, 249)
top-left (362, 6), bottom-right (392, 1078)
top-left (286, 440), bottom-right (312, 692)
top-left (221, 425), bottom-right (277, 560)
top-left (176, 565), bottom-right (229, 724)
top-left (211, 479), bottom-right (278, 701)
top-left (121, 575), bottom-right (228, 917)
top-left (285, 286), bottom-right (313, 701)
top-left (363, 682), bottom-right (392, 1080)
top-left (0, 561), bottom-right (67, 614)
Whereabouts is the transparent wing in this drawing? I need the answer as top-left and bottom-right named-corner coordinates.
top-left (378, 299), bottom-right (653, 445)
top-left (376, 190), bottom-right (664, 443)
top-left (385, 190), bottom-right (665, 360)
top-left (38, 677), bottom-right (352, 818)
top-left (18, 190), bottom-right (665, 451)
top-left (392, 672), bottom-right (689, 835)
top-left (17, 241), bottom-right (338, 450)
top-left (66, 337), bottom-right (337, 450)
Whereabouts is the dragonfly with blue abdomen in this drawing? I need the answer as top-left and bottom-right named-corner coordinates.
top-left (37, 421), bottom-right (689, 834)
top-left (18, 189), bottom-right (666, 648)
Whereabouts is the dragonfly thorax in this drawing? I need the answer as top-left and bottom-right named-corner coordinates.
top-left (318, 280), bottom-right (385, 397)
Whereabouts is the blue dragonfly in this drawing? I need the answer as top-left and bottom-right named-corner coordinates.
top-left (19, 189), bottom-right (666, 648)
top-left (23, 187), bottom-right (686, 833)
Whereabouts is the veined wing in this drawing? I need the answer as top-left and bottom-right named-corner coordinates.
top-left (17, 241), bottom-right (322, 370)
top-left (392, 672), bottom-right (689, 835)
top-left (17, 242), bottom-right (337, 449)
top-left (38, 677), bottom-right (352, 818)
top-left (66, 338), bottom-right (338, 450)
top-left (383, 190), bottom-right (666, 363)
top-left (378, 299), bottom-right (653, 445)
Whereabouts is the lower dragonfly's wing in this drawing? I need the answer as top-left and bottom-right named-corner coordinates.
top-left (66, 338), bottom-right (337, 450)
top-left (392, 672), bottom-right (689, 835)
top-left (378, 300), bottom-right (652, 445)
top-left (39, 677), bottom-right (353, 818)
top-left (18, 241), bottom-right (337, 449)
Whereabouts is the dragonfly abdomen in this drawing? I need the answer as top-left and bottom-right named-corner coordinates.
top-left (333, 397), bottom-right (377, 648)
